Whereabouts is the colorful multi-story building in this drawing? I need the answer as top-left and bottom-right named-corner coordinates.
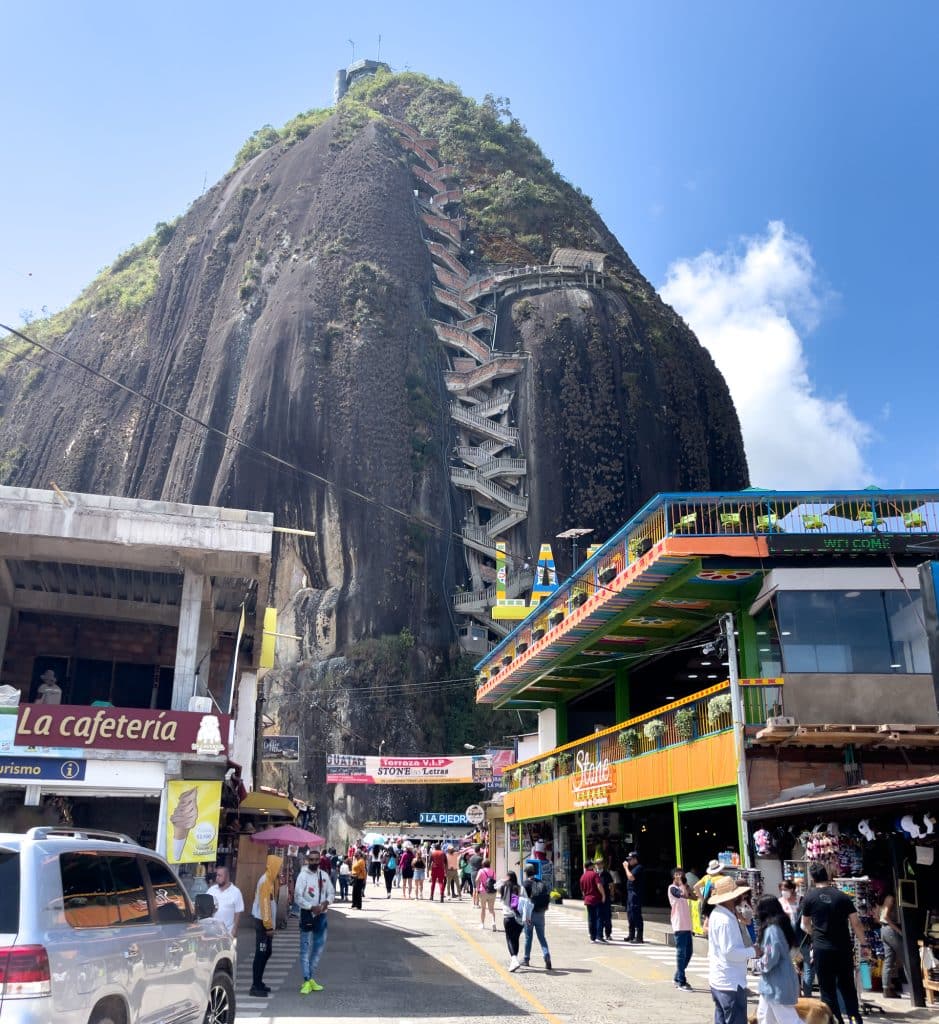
top-left (474, 489), bottom-right (939, 915)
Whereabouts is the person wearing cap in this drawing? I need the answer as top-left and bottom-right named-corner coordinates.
top-left (622, 851), bottom-right (644, 943)
top-left (706, 873), bottom-right (757, 1024)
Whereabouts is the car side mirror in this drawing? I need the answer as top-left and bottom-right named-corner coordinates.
top-left (194, 893), bottom-right (216, 920)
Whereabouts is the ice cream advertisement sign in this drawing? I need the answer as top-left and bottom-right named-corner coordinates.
top-left (166, 780), bottom-right (222, 863)
top-left (326, 753), bottom-right (483, 784)
top-left (15, 705), bottom-right (229, 755)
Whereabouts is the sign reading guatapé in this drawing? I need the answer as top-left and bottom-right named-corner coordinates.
top-left (15, 705), bottom-right (229, 755)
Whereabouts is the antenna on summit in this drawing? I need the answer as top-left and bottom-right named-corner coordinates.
top-left (377, 34), bottom-right (382, 61)
top-left (347, 38), bottom-right (356, 61)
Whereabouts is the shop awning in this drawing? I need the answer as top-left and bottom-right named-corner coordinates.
top-left (745, 772), bottom-right (939, 820)
top-left (238, 790), bottom-right (298, 819)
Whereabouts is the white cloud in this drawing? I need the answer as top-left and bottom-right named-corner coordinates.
top-left (659, 221), bottom-right (872, 489)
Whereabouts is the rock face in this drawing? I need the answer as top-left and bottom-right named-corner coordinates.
top-left (0, 73), bottom-right (747, 837)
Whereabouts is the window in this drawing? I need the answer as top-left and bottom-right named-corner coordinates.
top-left (105, 855), bottom-right (151, 926)
top-left (143, 858), bottom-right (191, 923)
top-left (777, 590), bottom-right (928, 674)
top-left (0, 850), bottom-right (20, 932)
top-left (60, 852), bottom-right (120, 929)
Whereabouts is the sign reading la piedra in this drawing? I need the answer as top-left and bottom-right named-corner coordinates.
top-left (15, 705), bottom-right (229, 755)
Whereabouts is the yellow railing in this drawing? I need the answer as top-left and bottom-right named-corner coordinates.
top-left (505, 679), bottom-right (783, 790)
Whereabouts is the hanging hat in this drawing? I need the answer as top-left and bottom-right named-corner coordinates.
top-left (707, 873), bottom-right (751, 906)
top-left (706, 858), bottom-right (724, 875)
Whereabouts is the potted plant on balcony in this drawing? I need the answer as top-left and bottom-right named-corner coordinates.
top-left (617, 728), bottom-right (639, 757)
top-left (598, 563), bottom-right (617, 585)
top-left (557, 751), bottom-right (572, 775)
top-left (540, 757), bottom-right (557, 782)
top-left (512, 768), bottom-right (524, 789)
top-left (644, 718), bottom-right (666, 747)
top-left (707, 694), bottom-right (733, 726)
top-left (675, 707), bottom-right (696, 740)
top-left (572, 589), bottom-right (588, 608)
top-left (548, 610), bottom-right (565, 629)
top-left (532, 626), bottom-right (546, 642)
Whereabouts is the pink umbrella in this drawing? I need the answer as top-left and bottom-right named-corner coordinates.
top-left (249, 824), bottom-right (325, 848)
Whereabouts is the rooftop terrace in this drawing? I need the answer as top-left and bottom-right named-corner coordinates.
top-left (475, 489), bottom-right (939, 708)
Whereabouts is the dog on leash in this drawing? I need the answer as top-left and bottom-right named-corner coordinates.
top-left (748, 997), bottom-right (833, 1024)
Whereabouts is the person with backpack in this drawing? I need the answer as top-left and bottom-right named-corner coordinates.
top-left (520, 862), bottom-right (552, 969)
top-left (498, 870), bottom-right (525, 972)
top-left (381, 846), bottom-right (398, 898)
top-left (476, 857), bottom-right (498, 931)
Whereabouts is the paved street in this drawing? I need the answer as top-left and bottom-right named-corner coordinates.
top-left (232, 885), bottom-right (934, 1024)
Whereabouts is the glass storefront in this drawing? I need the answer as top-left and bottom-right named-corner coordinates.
top-left (776, 590), bottom-right (928, 674)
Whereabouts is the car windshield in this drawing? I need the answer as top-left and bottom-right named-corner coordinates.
top-left (0, 849), bottom-right (20, 932)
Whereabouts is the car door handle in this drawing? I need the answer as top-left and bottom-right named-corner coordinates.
top-left (124, 944), bottom-right (141, 959)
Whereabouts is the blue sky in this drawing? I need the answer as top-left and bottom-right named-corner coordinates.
top-left (1, 1), bottom-right (936, 488)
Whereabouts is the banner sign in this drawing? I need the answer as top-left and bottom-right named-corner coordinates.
top-left (15, 705), bottom-right (229, 756)
top-left (472, 749), bottom-right (514, 790)
top-left (165, 780), bottom-right (222, 863)
top-left (0, 756), bottom-right (86, 782)
top-left (326, 753), bottom-right (481, 785)
top-left (262, 735), bottom-right (300, 762)
top-left (768, 532), bottom-right (939, 557)
top-left (419, 812), bottom-right (469, 824)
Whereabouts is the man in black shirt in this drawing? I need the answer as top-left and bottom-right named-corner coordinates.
top-left (801, 862), bottom-right (869, 1024)
top-left (623, 851), bottom-right (644, 943)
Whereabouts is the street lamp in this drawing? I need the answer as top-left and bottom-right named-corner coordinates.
top-left (557, 527), bottom-right (594, 571)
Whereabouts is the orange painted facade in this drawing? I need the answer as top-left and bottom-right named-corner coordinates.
top-left (504, 731), bottom-right (737, 822)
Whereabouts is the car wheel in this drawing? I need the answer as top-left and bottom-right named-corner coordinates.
top-left (204, 970), bottom-right (236, 1024)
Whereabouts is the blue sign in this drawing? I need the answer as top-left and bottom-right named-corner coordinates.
top-left (419, 812), bottom-right (468, 825)
top-left (0, 756), bottom-right (86, 781)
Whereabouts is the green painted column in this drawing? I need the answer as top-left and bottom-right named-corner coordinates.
top-left (554, 701), bottom-right (568, 745)
top-left (737, 604), bottom-right (760, 678)
top-left (672, 797), bottom-right (683, 867)
top-left (614, 665), bottom-right (631, 723)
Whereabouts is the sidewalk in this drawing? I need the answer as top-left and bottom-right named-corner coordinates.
top-left (548, 900), bottom-right (935, 1019)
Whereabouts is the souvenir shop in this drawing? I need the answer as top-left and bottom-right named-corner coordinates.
top-left (746, 774), bottom-right (939, 1008)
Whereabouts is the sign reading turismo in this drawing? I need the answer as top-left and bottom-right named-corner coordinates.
top-left (15, 705), bottom-right (230, 755)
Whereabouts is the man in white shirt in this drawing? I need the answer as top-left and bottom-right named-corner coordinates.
top-left (707, 874), bottom-right (757, 1024)
top-left (294, 849), bottom-right (335, 994)
top-left (206, 865), bottom-right (244, 937)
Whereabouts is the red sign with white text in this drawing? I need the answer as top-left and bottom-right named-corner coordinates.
top-left (15, 704), bottom-right (229, 755)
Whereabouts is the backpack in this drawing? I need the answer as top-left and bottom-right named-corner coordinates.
top-left (387, 853), bottom-right (397, 870)
top-left (485, 874), bottom-right (496, 894)
top-left (528, 879), bottom-right (550, 912)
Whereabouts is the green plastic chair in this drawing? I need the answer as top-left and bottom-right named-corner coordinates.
top-left (719, 512), bottom-right (742, 530)
top-left (672, 513), bottom-right (698, 533)
top-left (755, 513), bottom-right (783, 533)
top-left (903, 511), bottom-right (927, 531)
top-left (856, 510), bottom-right (885, 530)
top-left (802, 513), bottom-right (827, 531)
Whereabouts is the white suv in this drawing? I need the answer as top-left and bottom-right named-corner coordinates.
top-left (0, 827), bottom-right (236, 1024)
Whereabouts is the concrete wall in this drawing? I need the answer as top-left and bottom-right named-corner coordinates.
top-left (783, 673), bottom-right (939, 725)
top-left (747, 750), bottom-right (939, 807)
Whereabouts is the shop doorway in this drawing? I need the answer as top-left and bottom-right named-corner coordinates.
top-left (679, 804), bottom-right (740, 877)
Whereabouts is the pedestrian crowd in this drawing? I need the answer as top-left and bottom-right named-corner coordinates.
top-left (203, 841), bottom-right (879, 1023)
